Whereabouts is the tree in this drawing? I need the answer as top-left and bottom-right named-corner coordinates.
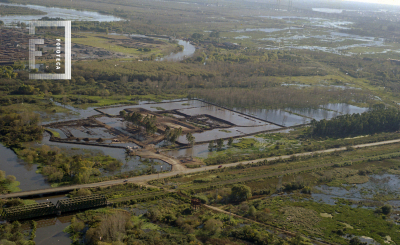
top-left (208, 140), bottom-right (214, 152)
top-left (248, 206), bottom-right (257, 217)
top-left (216, 138), bottom-right (224, 151)
top-left (230, 184), bottom-right (252, 202)
top-left (376, 204), bottom-right (392, 215)
top-left (169, 127), bottom-right (182, 144)
top-left (381, 204), bottom-right (392, 215)
top-left (0, 170), bottom-right (5, 181)
top-left (204, 219), bottom-right (223, 235)
top-left (5, 175), bottom-right (16, 184)
top-left (164, 126), bottom-right (171, 143)
top-left (0, 20), bottom-right (4, 26)
top-left (228, 137), bottom-right (234, 146)
top-left (186, 132), bottom-right (195, 147)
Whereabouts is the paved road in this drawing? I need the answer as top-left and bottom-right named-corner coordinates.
top-left (2, 138), bottom-right (400, 199)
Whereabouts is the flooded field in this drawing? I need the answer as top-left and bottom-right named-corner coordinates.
top-left (0, 99), bottom-right (371, 192)
top-left (41, 101), bottom-right (99, 125)
top-left (41, 134), bottom-right (171, 173)
top-left (97, 100), bottom-right (205, 116)
top-left (234, 107), bottom-right (310, 127)
top-left (312, 174), bottom-right (400, 208)
top-left (223, 15), bottom-right (398, 56)
top-left (177, 107), bottom-right (271, 127)
top-left (0, 144), bottom-right (50, 191)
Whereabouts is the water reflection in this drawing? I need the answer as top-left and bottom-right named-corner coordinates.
top-left (0, 144), bottom-right (50, 191)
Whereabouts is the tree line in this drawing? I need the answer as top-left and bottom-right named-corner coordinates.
top-left (310, 106), bottom-right (400, 137)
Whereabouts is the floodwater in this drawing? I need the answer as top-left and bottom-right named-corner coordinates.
top-left (41, 134), bottom-right (171, 173)
top-left (0, 3), bottom-right (122, 25)
top-left (33, 215), bottom-right (72, 245)
top-left (169, 129), bottom-right (292, 158)
top-left (177, 106), bottom-right (270, 126)
top-left (41, 100), bottom-right (99, 125)
top-left (159, 40), bottom-right (196, 61)
top-left (312, 174), bottom-right (400, 207)
top-left (249, 15), bottom-right (394, 55)
top-left (321, 103), bottom-right (369, 115)
top-left (20, 214), bottom-right (73, 245)
top-left (232, 103), bottom-right (368, 126)
top-left (176, 124), bottom-right (281, 144)
top-left (0, 144), bottom-right (50, 191)
top-left (97, 100), bottom-right (205, 116)
top-left (67, 126), bottom-right (116, 139)
top-left (233, 107), bottom-right (310, 127)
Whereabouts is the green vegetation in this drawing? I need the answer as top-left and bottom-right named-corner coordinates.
top-left (124, 112), bottom-right (157, 135)
top-left (0, 5), bottom-right (46, 16)
top-left (17, 145), bottom-right (123, 185)
top-left (0, 110), bottom-right (43, 148)
top-left (228, 195), bottom-right (399, 245)
top-left (2, 0), bottom-right (400, 243)
top-left (311, 107), bottom-right (400, 137)
top-left (164, 126), bottom-right (183, 144)
top-left (0, 170), bottom-right (20, 194)
top-left (66, 196), bottom-right (292, 245)
top-left (45, 128), bottom-right (60, 138)
top-left (0, 221), bottom-right (36, 245)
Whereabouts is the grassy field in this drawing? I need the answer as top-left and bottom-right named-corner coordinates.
top-left (71, 33), bottom-right (173, 57)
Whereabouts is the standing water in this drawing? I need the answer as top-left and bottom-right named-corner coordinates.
top-left (0, 144), bottom-right (50, 191)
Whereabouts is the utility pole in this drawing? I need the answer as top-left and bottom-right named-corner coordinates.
top-left (288, 0), bottom-right (293, 12)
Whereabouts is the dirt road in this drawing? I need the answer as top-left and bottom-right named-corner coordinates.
top-left (1, 138), bottom-right (400, 199)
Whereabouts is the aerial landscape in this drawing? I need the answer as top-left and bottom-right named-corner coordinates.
top-left (1, 0), bottom-right (400, 244)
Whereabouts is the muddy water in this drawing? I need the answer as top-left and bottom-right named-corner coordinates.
top-left (177, 106), bottom-right (270, 127)
top-left (176, 124), bottom-right (281, 144)
top-left (0, 3), bottom-right (122, 25)
top-left (0, 144), bottom-right (50, 191)
top-left (321, 103), bottom-right (369, 115)
top-left (41, 134), bottom-right (171, 173)
top-left (42, 101), bottom-right (99, 125)
top-left (33, 215), bottom-right (72, 245)
top-left (97, 100), bottom-right (205, 116)
top-left (160, 40), bottom-right (196, 61)
top-left (233, 108), bottom-right (309, 127)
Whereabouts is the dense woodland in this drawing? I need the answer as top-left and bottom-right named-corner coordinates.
top-left (310, 107), bottom-right (400, 137)
top-left (0, 110), bottom-right (43, 148)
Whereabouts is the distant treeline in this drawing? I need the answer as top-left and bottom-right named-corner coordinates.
top-left (0, 5), bottom-right (46, 16)
top-left (310, 107), bottom-right (400, 137)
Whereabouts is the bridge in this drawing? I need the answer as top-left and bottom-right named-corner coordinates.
top-left (1, 194), bottom-right (106, 221)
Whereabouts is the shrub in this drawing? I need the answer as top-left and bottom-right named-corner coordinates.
top-left (230, 184), bottom-right (252, 202)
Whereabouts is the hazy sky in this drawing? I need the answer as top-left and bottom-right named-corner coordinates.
top-left (345, 0), bottom-right (400, 6)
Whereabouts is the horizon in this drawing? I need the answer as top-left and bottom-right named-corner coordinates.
top-left (344, 0), bottom-right (400, 6)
